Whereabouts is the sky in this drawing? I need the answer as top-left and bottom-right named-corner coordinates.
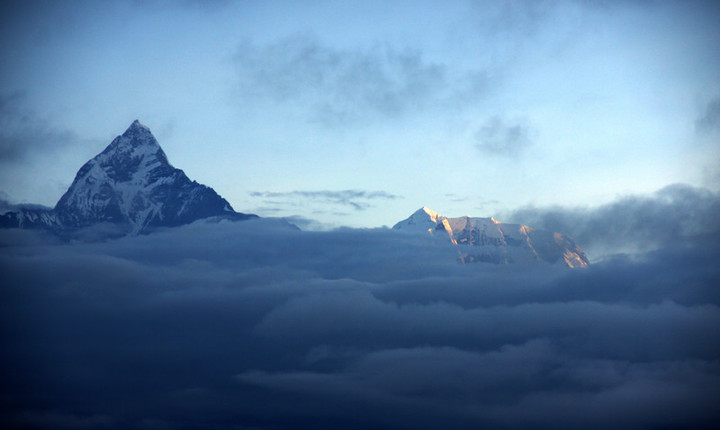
top-left (1, 0), bottom-right (719, 229)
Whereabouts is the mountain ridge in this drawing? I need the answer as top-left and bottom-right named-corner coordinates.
top-left (1, 121), bottom-right (589, 267)
top-left (393, 207), bottom-right (589, 267)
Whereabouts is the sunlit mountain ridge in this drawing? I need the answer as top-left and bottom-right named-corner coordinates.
top-left (393, 207), bottom-right (589, 267)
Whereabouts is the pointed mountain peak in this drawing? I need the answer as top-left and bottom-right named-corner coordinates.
top-left (52, 120), bottom-right (256, 233)
top-left (414, 206), bottom-right (440, 218)
top-left (126, 119), bottom-right (151, 134)
top-left (393, 207), bottom-right (446, 231)
top-left (410, 207), bottom-right (445, 224)
top-left (100, 120), bottom-right (164, 160)
top-left (118, 119), bottom-right (156, 144)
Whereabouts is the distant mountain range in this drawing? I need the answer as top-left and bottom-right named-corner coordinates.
top-left (393, 207), bottom-right (589, 268)
top-left (1, 120), bottom-right (589, 266)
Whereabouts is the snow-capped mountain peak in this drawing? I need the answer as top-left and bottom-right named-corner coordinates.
top-left (0, 120), bottom-right (256, 235)
top-left (394, 206), bottom-right (446, 233)
top-left (104, 120), bottom-right (164, 155)
top-left (417, 206), bottom-right (440, 218)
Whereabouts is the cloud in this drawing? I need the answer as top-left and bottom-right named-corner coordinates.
top-left (238, 341), bottom-right (720, 429)
top-left (475, 116), bottom-right (534, 156)
top-left (503, 183), bottom-right (720, 258)
top-left (233, 36), bottom-right (488, 125)
top-left (250, 189), bottom-right (401, 211)
top-left (696, 96), bottom-right (720, 135)
top-left (1, 192), bottom-right (54, 215)
top-left (0, 91), bottom-right (77, 163)
top-left (275, 214), bottom-right (342, 231)
top-left (1, 193), bottom-right (719, 429)
top-left (470, 1), bottom-right (554, 41)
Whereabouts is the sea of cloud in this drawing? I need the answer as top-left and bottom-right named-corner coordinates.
top-left (1, 188), bottom-right (719, 429)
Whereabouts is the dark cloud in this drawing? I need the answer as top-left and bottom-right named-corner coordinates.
top-left (250, 189), bottom-right (401, 211)
top-left (475, 116), bottom-right (534, 156)
top-left (1, 193), bottom-right (719, 429)
top-left (234, 36), bottom-right (488, 125)
top-left (0, 91), bottom-right (77, 163)
top-left (696, 96), bottom-right (720, 135)
top-left (503, 183), bottom-right (720, 258)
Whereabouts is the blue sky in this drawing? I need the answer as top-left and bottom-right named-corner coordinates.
top-left (1, 0), bottom-right (719, 228)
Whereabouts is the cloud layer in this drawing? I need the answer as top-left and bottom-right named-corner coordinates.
top-left (2, 190), bottom-right (719, 429)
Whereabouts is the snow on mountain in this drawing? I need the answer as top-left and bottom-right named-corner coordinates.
top-left (0, 205), bottom-right (61, 230)
top-left (393, 206), bottom-right (445, 233)
top-left (393, 208), bottom-right (589, 267)
top-left (1, 120), bottom-right (256, 235)
top-left (0, 120), bottom-right (590, 267)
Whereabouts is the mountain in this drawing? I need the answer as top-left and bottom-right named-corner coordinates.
top-left (393, 207), bottom-right (589, 267)
top-left (1, 120), bottom-right (256, 235)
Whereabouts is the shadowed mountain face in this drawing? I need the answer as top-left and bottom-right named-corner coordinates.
top-left (393, 207), bottom-right (589, 267)
top-left (1, 120), bottom-right (256, 234)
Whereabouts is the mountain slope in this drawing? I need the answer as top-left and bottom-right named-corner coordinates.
top-left (1, 120), bottom-right (256, 235)
top-left (393, 207), bottom-right (589, 267)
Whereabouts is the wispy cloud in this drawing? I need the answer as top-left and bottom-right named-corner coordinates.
top-left (0, 91), bottom-right (77, 163)
top-left (233, 35), bottom-right (488, 126)
top-left (475, 116), bottom-right (535, 157)
top-left (696, 96), bottom-right (720, 135)
top-left (251, 189), bottom-right (401, 211)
